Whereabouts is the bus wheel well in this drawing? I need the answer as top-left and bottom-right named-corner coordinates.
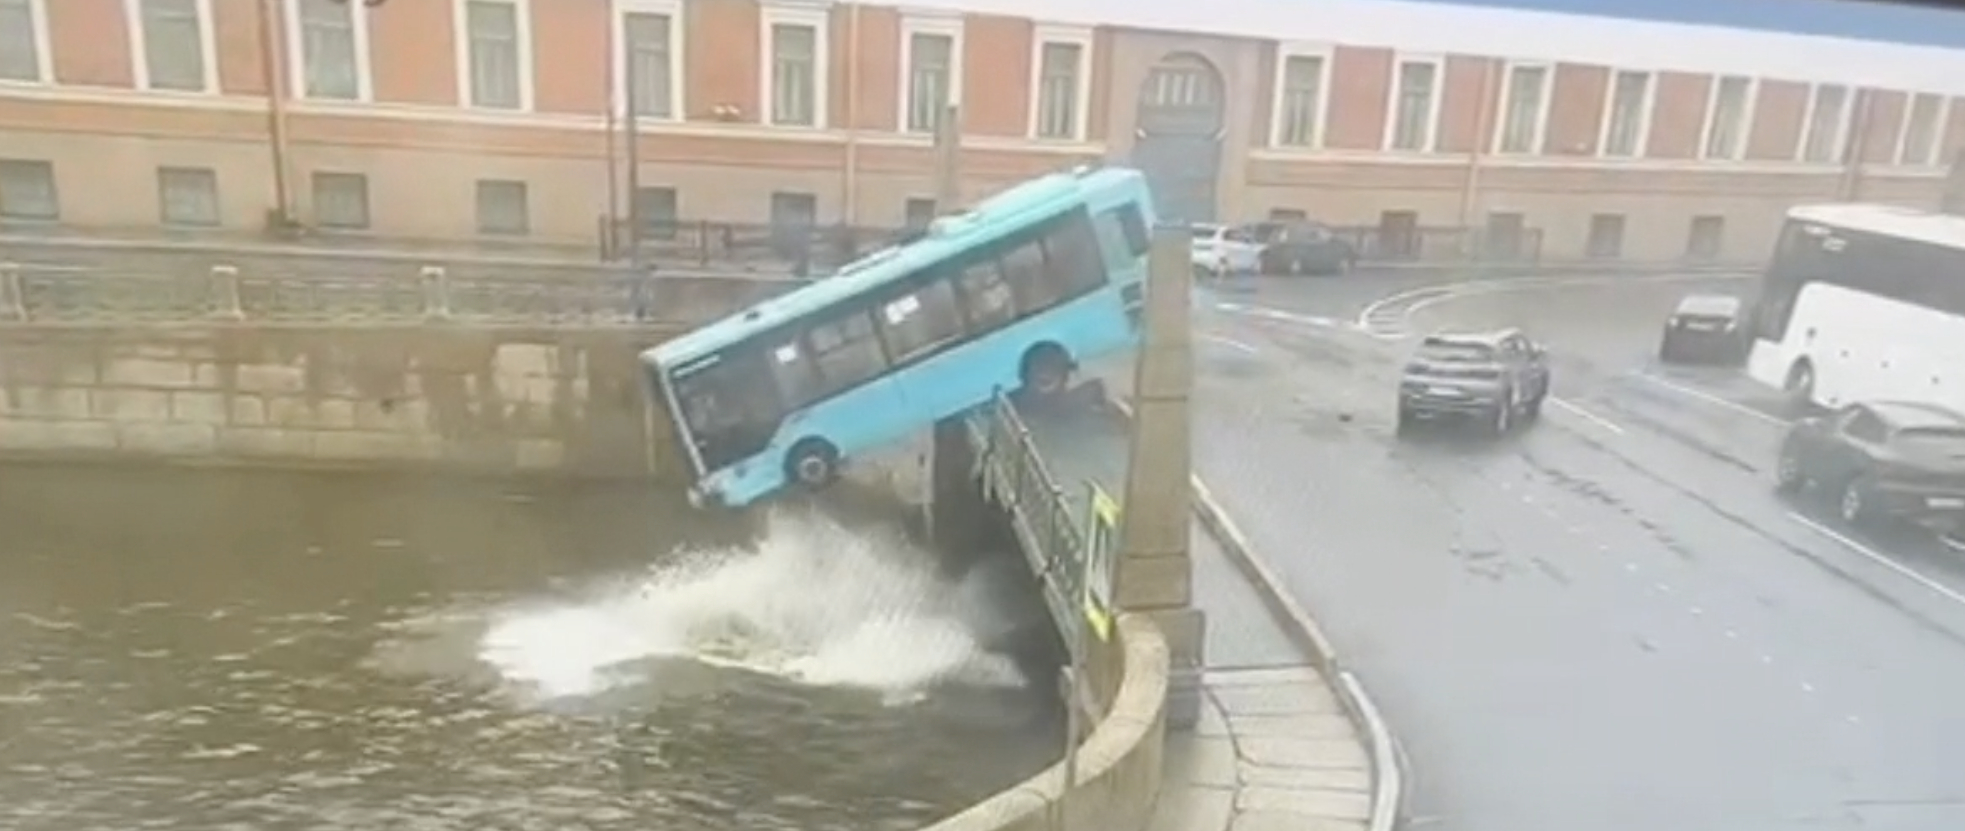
top-left (1019, 343), bottom-right (1074, 395)
top-left (785, 438), bottom-right (840, 489)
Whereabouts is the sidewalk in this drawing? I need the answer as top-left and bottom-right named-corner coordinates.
top-left (1146, 519), bottom-right (1378, 831)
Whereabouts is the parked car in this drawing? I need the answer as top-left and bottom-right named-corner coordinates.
top-left (1396, 329), bottom-right (1552, 436)
top-left (1250, 220), bottom-right (1358, 275)
top-left (1659, 293), bottom-right (1748, 364)
top-left (1189, 223), bottom-right (1264, 279)
top-left (1775, 401), bottom-right (1965, 532)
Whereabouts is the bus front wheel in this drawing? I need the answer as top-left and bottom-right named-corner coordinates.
top-left (785, 439), bottom-right (840, 490)
top-left (1020, 344), bottom-right (1073, 398)
top-left (1783, 360), bottom-right (1816, 415)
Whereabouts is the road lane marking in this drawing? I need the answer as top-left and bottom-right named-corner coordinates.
top-left (1549, 397), bottom-right (1626, 435)
top-left (1202, 334), bottom-right (1260, 354)
top-left (1214, 302), bottom-right (1341, 329)
top-left (1785, 511), bottom-right (1965, 607)
top-left (1353, 271), bottom-right (1756, 338)
top-left (1631, 371), bottom-right (1787, 426)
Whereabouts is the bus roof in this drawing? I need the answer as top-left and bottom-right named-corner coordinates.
top-left (1787, 203), bottom-right (1965, 252)
top-left (645, 165), bottom-right (1145, 367)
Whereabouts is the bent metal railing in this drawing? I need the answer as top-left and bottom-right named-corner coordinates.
top-left (0, 261), bottom-right (798, 326)
top-left (967, 390), bottom-right (1090, 660)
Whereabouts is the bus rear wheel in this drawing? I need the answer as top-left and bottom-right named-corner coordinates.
top-left (785, 439), bottom-right (840, 491)
top-left (1020, 345), bottom-right (1073, 398)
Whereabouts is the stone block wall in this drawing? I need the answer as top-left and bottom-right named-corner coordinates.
top-left (0, 325), bottom-right (690, 479)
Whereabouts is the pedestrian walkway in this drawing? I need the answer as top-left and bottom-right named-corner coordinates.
top-left (1147, 524), bottom-right (1378, 831)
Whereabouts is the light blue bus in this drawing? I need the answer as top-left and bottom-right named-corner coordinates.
top-left (641, 165), bottom-right (1157, 509)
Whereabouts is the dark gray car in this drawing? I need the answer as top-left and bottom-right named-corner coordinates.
top-left (1659, 293), bottom-right (1747, 364)
top-left (1396, 329), bottom-right (1552, 436)
top-left (1250, 221), bottom-right (1358, 275)
top-left (1775, 400), bottom-right (1965, 533)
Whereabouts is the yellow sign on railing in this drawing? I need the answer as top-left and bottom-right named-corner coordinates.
top-left (1083, 481), bottom-right (1120, 642)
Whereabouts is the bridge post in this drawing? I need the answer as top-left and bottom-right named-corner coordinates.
top-left (1108, 225), bottom-right (1205, 729)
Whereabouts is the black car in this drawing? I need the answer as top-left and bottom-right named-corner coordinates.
top-left (1775, 400), bottom-right (1965, 532)
top-left (1659, 293), bottom-right (1747, 364)
top-left (1250, 220), bottom-right (1358, 275)
top-left (1396, 329), bottom-right (1552, 436)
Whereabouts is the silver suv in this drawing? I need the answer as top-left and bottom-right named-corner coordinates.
top-left (1397, 329), bottom-right (1552, 436)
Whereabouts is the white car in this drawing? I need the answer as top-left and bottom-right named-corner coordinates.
top-left (1190, 224), bottom-right (1264, 278)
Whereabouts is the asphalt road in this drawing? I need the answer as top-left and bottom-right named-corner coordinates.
top-left (1192, 274), bottom-right (1965, 831)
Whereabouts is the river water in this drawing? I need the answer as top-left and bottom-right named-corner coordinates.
top-left (0, 464), bottom-right (1062, 831)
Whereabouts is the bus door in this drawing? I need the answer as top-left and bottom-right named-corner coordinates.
top-left (873, 271), bottom-right (980, 419)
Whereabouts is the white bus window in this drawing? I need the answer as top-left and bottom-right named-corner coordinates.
top-left (805, 311), bottom-right (889, 399)
top-left (878, 279), bottom-right (966, 364)
top-left (957, 259), bottom-right (1017, 331)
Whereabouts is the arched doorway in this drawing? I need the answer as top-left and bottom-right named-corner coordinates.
top-left (1130, 53), bottom-right (1226, 224)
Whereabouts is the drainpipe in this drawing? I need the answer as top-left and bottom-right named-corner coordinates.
top-left (258, 0), bottom-right (296, 226)
top-left (1838, 88), bottom-right (1873, 201)
top-left (841, 2), bottom-right (863, 224)
top-left (1457, 58), bottom-right (1498, 263)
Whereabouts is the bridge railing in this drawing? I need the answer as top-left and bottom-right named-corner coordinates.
top-left (968, 390), bottom-right (1089, 658)
top-left (0, 262), bottom-right (800, 326)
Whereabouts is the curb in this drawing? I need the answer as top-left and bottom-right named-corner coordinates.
top-left (1103, 391), bottom-right (1406, 831)
top-left (1353, 268), bottom-right (1758, 333)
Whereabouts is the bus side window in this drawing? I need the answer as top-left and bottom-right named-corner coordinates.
top-left (805, 310), bottom-right (889, 400)
top-left (768, 339), bottom-right (825, 409)
top-left (957, 259), bottom-right (1018, 332)
top-left (879, 278), bottom-right (966, 364)
top-left (1001, 236), bottom-right (1062, 313)
top-left (1042, 210), bottom-right (1108, 296)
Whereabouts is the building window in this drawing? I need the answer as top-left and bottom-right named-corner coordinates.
top-left (1272, 49), bottom-right (1329, 148)
top-left (902, 19), bottom-right (961, 135)
top-left (158, 166), bottom-right (220, 227)
top-left (634, 185), bottom-right (678, 239)
top-left (1585, 213), bottom-right (1625, 260)
top-left (462, 0), bottom-right (527, 110)
top-left (311, 171), bottom-right (369, 230)
top-left (1484, 212), bottom-right (1526, 260)
top-left (0, 0), bottom-right (46, 82)
top-left (1494, 63), bottom-right (1550, 154)
top-left (293, 0), bottom-right (366, 100)
top-left (1702, 75), bottom-right (1753, 161)
top-left (136, 0), bottom-right (212, 92)
top-left (475, 179), bottom-right (529, 236)
top-left (1387, 58), bottom-right (1441, 152)
top-left (765, 17), bottom-right (820, 127)
top-left (1686, 215), bottom-right (1724, 261)
top-left (620, 6), bottom-right (677, 119)
top-left (1801, 83), bottom-right (1851, 164)
top-left (1033, 36), bottom-right (1088, 140)
top-left (1600, 70), bottom-right (1652, 158)
top-left (1898, 93), bottom-right (1947, 167)
top-left (904, 197), bottom-right (937, 230)
top-left (0, 159), bottom-right (58, 221)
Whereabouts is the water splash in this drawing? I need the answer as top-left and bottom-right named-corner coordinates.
top-left (477, 507), bottom-right (1030, 702)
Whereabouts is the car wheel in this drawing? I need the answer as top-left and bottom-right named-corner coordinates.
top-left (1839, 476), bottom-right (1876, 527)
top-left (1523, 391), bottom-right (1545, 422)
top-left (1658, 335), bottom-right (1679, 363)
top-left (1489, 397), bottom-right (1513, 436)
top-left (785, 439), bottom-right (840, 491)
top-left (1395, 405), bottom-right (1415, 437)
top-left (1773, 441), bottom-right (1805, 493)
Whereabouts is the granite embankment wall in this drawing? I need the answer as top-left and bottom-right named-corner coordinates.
top-left (0, 325), bottom-right (691, 479)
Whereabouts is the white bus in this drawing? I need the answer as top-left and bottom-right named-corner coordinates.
top-left (1745, 203), bottom-right (1965, 415)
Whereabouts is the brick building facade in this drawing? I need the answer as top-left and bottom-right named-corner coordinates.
top-left (1, 0), bottom-right (1963, 262)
